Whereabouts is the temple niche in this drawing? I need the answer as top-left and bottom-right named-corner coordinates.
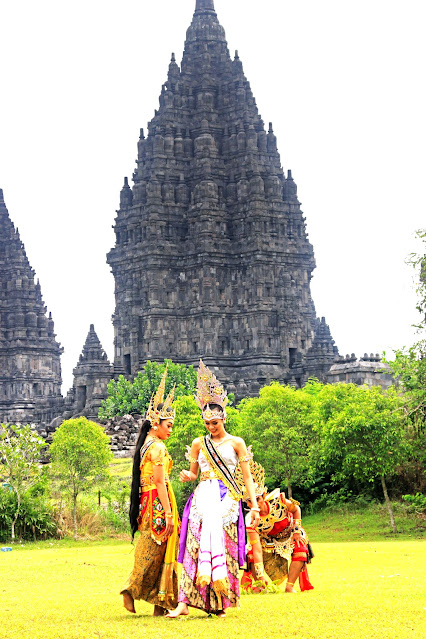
top-left (107, 0), bottom-right (339, 395)
top-left (0, 189), bottom-right (63, 427)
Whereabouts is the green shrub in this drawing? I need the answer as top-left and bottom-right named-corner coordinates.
top-left (0, 487), bottom-right (57, 542)
top-left (99, 359), bottom-right (197, 419)
top-left (402, 493), bottom-right (426, 513)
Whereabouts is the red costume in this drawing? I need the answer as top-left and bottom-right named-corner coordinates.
top-left (243, 490), bottom-right (314, 592)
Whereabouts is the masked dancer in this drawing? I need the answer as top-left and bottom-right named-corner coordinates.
top-left (167, 360), bottom-right (260, 618)
top-left (235, 460), bottom-right (314, 593)
top-left (121, 368), bottom-right (180, 615)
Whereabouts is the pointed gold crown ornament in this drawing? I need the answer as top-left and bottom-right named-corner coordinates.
top-left (196, 359), bottom-right (228, 422)
top-left (146, 366), bottom-right (176, 426)
top-left (235, 458), bottom-right (266, 501)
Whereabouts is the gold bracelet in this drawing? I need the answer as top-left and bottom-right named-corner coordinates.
top-left (250, 507), bottom-right (260, 512)
top-left (165, 513), bottom-right (173, 519)
top-left (294, 519), bottom-right (302, 526)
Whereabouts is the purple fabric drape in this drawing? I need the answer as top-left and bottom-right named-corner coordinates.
top-left (177, 480), bottom-right (246, 568)
top-left (237, 499), bottom-right (246, 568)
top-left (178, 492), bottom-right (194, 563)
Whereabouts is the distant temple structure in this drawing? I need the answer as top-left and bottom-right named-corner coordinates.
top-left (61, 324), bottom-right (113, 422)
top-left (0, 189), bottom-right (63, 427)
top-left (107, 0), bottom-right (339, 396)
top-left (0, 1), bottom-right (393, 435)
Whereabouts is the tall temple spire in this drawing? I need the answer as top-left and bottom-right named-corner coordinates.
top-left (107, 1), bottom-right (338, 394)
top-left (0, 190), bottom-right (63, 426)
top-left (195, 0), bottom-right (215, 13)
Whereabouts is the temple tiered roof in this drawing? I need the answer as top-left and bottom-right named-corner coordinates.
top-left (0, 189), bottom-right (63, 425)
top-left (107, 0), bottom-right (338, 393)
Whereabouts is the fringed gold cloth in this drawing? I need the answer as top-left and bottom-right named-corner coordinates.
top-left (120, 483), bottom-right (179, 609)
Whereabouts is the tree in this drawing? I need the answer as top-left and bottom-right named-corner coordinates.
top-left (382, 230), bottom-right (426, 493)
top-left (406, 229), bottom-right (426, 329)
top-left (238, 383), bottom-right (315, 498)
top-left (384, 342), bottom-right (426, 493)
top-left (99, 359), bottom-right (197, 419)
top-left (314, 383), bottom-right (406, 532)
top-left (49, 418), bottom-right (113, 540)
top-left (0, 424), bottom-right (45, 541)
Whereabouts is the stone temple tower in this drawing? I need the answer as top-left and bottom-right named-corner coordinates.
top-left (107, 0), bottom-right (338, 395)
top-left (61, 324), bottom-right (113, 422)
top-left (0, 189), bottom-right (63, 425)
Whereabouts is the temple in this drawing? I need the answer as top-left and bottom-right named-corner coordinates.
top-left (0, 189), bottom-right (63, 426)
top-left (107, 0), bottom-right (338, 395)
top-left (61, 324), bottom-right (113, 422)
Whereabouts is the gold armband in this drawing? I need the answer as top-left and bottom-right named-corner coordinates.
top-left (250, 538), bottom-right (259, 545)
top-left (154, 460), bottom-right (164, 466)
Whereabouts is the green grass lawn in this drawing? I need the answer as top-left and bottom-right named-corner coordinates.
top-left (304, 500), bottom-right (425, 542)
top-left (1, 537), bottom-right (425, 639)
top-left (109, 457), bottom-right (132, 478)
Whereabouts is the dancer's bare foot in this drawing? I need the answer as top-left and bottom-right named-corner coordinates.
top-left (285, 584), bottom-right (297, 593)
top-left (165, 602), bottom-right (189, 618)
top-left (153, 605), bottom-right (166, 616)
top-left (122, 591), bottom-right (136, 613)
top-left (216, 610), bottom-right (226, 618)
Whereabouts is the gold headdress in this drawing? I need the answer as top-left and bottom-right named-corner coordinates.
top-left (146, 366), bottom-right (176, 426)
top-left (196, 359), bottom-right (228, 422)
top-left (235, 458), bottom-right (266, 501)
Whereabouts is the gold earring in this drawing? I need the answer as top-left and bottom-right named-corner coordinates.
top-left (153, 425), bottom-right (158, 431)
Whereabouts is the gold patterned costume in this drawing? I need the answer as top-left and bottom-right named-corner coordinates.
top-left (121, 439), bottom-right (179, 609)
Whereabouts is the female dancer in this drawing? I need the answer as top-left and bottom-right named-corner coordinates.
top-left (167, 360), bottom-right (260, 618)
top-left (121, 368), bottom-right (179, 616)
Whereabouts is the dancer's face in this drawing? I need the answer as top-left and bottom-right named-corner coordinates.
top-left (156, 419), bottom-right (174, 440)
top-left (203, 417), bottom-right (226, 438)
top-left (246, 493), bottom-right (268, 515)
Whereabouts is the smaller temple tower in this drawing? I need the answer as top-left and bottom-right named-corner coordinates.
top-left (0, 189), bottom-right (63, 426)
top-left (303, 317), bottom-right (339, 383)
top-left (62, 325), bottom-right (113, 422)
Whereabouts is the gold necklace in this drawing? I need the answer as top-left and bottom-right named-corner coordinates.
top-left (211, 433), bottom-right (230, 447)
top-left (147, 434), bottom-right (162, 443)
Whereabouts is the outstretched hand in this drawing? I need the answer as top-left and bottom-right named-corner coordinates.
top-left (250, 510), bottom-right (260, 528)
top-left (180, 469), bottom-right (194, 482)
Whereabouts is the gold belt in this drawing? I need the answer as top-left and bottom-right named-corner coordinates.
top-left (141, 474), bottom-right (169, 488)
top-left (200, 469), bottom-right (219, 482)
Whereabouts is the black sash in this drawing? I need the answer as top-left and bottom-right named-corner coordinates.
top-left (140, 438), bottom-right (157, 464)
top-left (201, 435), bottom-right (242, 501)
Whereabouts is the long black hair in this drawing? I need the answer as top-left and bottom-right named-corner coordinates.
top-left (129, 404), bottom-right (174, 539)
top-left (129, 418), bottom-right (151, 540)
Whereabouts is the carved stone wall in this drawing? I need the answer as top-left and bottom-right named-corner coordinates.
top-left (107, 0), bottom-right (338, 396)
top-left (57, 324), bottom-right (113, 424)
top-left (0, 189), bottom-right (64, 427)
top-left (102, 414), bottom-right (140, 458)
top-left (327, 354), bottom-right (393, 389)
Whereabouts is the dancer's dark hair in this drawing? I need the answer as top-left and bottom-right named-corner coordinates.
top-left (129, 417), bottom-right (151, 540)
top-left (129, 403), bottom-right (174, 540)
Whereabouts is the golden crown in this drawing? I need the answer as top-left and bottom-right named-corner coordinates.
top-left (146, 366), bottom-right (176, 426)
top-left (235, 458), bottom-right (266, 501)
top-left (196, 359), bottom-right (228, 421)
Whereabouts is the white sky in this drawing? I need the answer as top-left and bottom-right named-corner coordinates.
top-left (1, 0), bottom-right (425, 391)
